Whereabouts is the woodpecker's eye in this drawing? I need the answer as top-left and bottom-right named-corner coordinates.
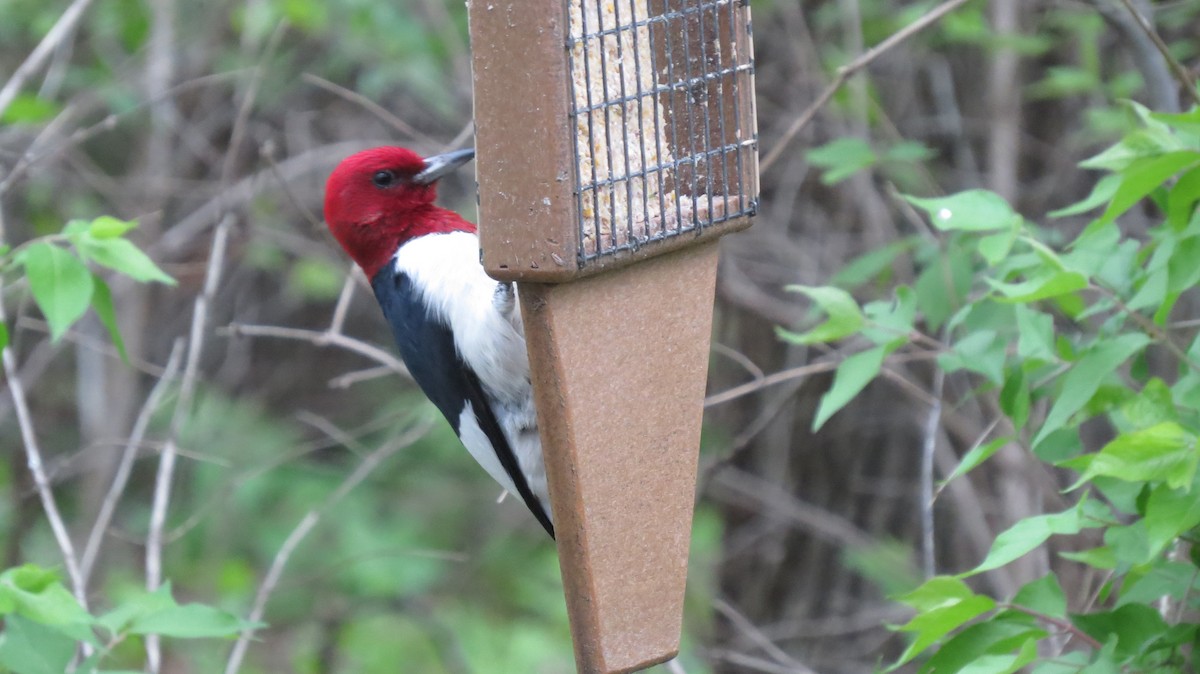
top-left (372, 170), bottom-right (397, 188)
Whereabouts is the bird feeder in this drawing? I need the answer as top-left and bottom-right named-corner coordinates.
top-left (468, 0), bottom-right (757, 671)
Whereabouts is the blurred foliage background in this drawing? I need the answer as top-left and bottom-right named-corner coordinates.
top-left (0, 0), bottom-right (1198, 672)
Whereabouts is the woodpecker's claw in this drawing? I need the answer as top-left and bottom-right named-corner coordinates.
top-left (414, 148), bottom-right (476, 184)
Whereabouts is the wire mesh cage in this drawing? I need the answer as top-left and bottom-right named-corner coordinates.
top-left (568, 0), bottom-right (757, 263)
top-left (471, 0), bottom-right (757, 282)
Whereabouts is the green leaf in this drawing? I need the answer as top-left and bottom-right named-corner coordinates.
top-left (964, 501), bottom-right (1097, 575)
top-left (905, 190), bottom-right (1020, 232)
top-left (914, 244), bottom-right (973, 330)
top-left (896, 576), bottom-right (977, 611)
top-left (938, 330), bottom-right (1005, 385)
top-left (1060, 545), bottom-right (1116, 569)
top-left (90, 277), bottom-right (127, 362)
top-left (777, 285), bottom-right (863, 345)
top-left (128, 602), bottom-right (260, 638)
top-left (22, 242), bottom-right (94, 341)
top-left (1033, 652), bottom-right (1095, 674)
top-left (1000, 368), bottom-right (1030, 429)
top-left (832, 239), bottom-right (915, 288)
top-left (805, 137), bottom-right (877, 184)
top-left (1126, 266), bottom-right (1168, 313)
top-left (986, 270), bottom-right (1088, 303)
top-left (1118, 377), bottom-right (1177, 429)
top-left (891, 593), bottom-right (997, 668)
top-left (813, 340), bottom-right (900, 431)
top-left (0, 94), bottom-right (60, 125)
top-left (1027, 66), bottom-right (1098, 99)
top-left (955, 638), bottom-right (1038, 674)
top-left (976, 229), bottom-right (1017, 265)
top-left (1143, 484), bottom-right (1200, 556)
top-left (1071, 422), bottom-right (1197, 490)
top-left (1071, 604), bottom-right (1168, 662)
top-left (942, 437), bottom-right (1011, 487)
top-left (1166, 235), bottom-right (1200, 294)
top-left (883, 140), bottom-right (934, 163)
top-left (1166, 164), bottom-right (1200, 231)
top-left (1014, 305), bottom-right (1055, 363)
top-left (1012, 574), bottom-right (1067, 618)
top-left (0, 615), bottom-right (75, 674)
top-left (1097, 150), bottom-right (1200, 225)
top-left (1080, 127), bottom-right (1185, 171)
top-left (75, 237), bottom-right (175, 285)
top-left (920, 619), bottom-right (1045, 674)
top-left (288, 258), bottom-right (344, 300)
top-left (102, 582), bottom-right (261, 639)
top-left (96, 584), bottom-right (177, 635)
top-left (87, 216), bottom-right (138, 239)
top-left (0, 565), bottom-right (92, 627)
top-left (1117, 561), bottom-right (1197, 606)
top-left (1150, 108), bottom-right (1200, 133)
top-left (1032, 333), bottom-right (1151, 447)
top-left (863, 286), bottom-right (917, 338)
top-left (1048, 174), bottom-right (1121, 218)
top-left (0, 323), bottom-right (7, 351)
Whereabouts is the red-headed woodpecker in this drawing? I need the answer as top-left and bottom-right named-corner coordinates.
top-left (323, 146), bottom-right (553, 537)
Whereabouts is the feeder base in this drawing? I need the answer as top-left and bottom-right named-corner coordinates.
top-left (518, 241), bottom-right (720, 674)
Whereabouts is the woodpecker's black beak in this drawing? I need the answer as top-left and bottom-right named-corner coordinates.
top-left (414, 148), bottom-right (475, 185)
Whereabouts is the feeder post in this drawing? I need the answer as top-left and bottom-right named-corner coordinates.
top-left (468, 0), bottom-right (757, 670)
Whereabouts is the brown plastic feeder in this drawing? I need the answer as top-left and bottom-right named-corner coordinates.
top-left (468, 0), bottom-right (757, 671)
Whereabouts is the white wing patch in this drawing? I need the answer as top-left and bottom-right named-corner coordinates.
top-left (396, 232), bottom-right (551, 524)
top-left (457, 402), bottom-right (520, 498)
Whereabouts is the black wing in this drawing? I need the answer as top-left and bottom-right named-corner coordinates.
top-left (371, 269), bottom-right (554, 537)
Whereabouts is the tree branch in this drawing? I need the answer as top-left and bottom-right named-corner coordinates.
top-left (222, 420), bottom-right (433, 674)
top-left (0, 0), bottom-right (97, 120)
top-left (760, 0), bottom-right (974, 173)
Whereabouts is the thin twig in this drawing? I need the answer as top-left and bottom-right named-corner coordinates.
top-left (1114, 0), bottom-right (1200, 108)
top-left (714, 598), bottom-right (815, 673)
top-left (302, 73), bottom-right (432, 145)
top-left (704, 349), bottom-right (936, 408)
top-left (329, 272), bottom-right (358, 335)
top-left (146, 216), bottom-right (233, 672)
top-left (223, 323), bottom-right (409, 376)
top-left (0, 71), bottom-right (247, 196)
top-left (0, 285), bottom-right (87, 610)
top-left (260, 140), bottom-right (323, 231)
top-left (222, 420), bottom-right (433, 674)
top-left (1001, 603), bottom-right (1104, 650)
top-left (0, 0), bottom-right (97, 119)
top-left (705, 360), bottom-right (840, 408)
top-left (919, 363), bottom-right (945, 580)
top-left (760, 0), bottom-right (974, 173)
top-left (81, 339), bottom-right (184, 584)
top-left (327, 365), bottom-right (394, 389)
top-left (219, 22), bottom-right (287, 187)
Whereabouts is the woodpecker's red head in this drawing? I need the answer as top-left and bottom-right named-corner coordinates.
top-left (323, 146), bottom-right (476, 279)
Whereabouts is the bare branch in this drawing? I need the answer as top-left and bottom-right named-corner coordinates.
top-left (919, 365), bottom-right (945, 580)
top-left (714, 598), bottom-right (817, 674)
top-left (760, 0), bottom-right (973, 173)
top-left (146, 215), bottom-right (233, 672)
top-left (223, 323), bottom-right (410, 377)
top-left (0, 0), bottom-right (97, 120)
top-left (81, 339), bottom-right (184, 584)
top-left (222, 420), bottom-right (434, 674)
top-left (302, 73), bottom-right (433, 145)
top-left (0, 288), bottom-right (87, 610)
top-left (1114, 0), bottom-right (1200, 108)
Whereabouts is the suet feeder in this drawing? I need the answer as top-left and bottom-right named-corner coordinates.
top-left (468, 0), bottom-right (757, 671)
